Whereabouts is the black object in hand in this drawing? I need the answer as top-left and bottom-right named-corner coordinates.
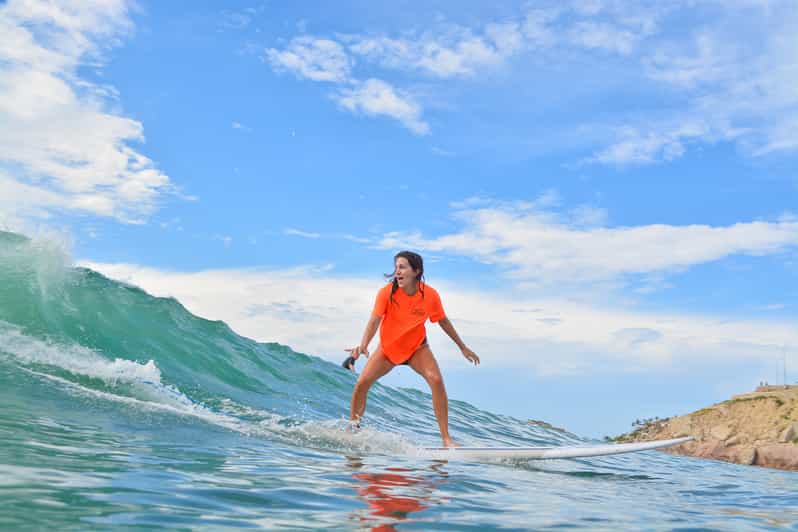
top-left (342, 355), bottom-right (357, 371)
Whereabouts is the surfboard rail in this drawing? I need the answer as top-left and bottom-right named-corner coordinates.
top-left (420, 436), bottom-right (693, 460)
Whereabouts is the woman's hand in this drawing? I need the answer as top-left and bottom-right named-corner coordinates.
top-left (345, 345), bottom-right (369, 360)
top-left (461, 346), bottom-right (480, 365)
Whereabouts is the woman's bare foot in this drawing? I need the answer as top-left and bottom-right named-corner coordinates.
top-left (442, 437), bottom-right (460, 448)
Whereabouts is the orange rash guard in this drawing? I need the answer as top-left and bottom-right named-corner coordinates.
top-left (371, 282), bottom-right (446, 365)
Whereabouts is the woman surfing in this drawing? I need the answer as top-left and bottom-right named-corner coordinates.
top-left (345, 251), bottom-right (480, 447)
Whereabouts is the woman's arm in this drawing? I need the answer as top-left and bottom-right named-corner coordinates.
top-left (346, 315), bottom-right (381, 359)
top-left (438, 317), bottom-right (480, 365)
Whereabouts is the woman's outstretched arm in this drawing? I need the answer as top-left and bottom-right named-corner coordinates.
top-left (437, 317), bottom-right (480, 365)
top-left (346, 315), bottom-right (381, 360)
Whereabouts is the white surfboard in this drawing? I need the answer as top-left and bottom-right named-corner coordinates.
top-left (420, 436), bottom-right (692, 460)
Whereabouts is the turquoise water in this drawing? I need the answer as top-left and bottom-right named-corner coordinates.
top-left (1, 231), bottom-right (796, 531)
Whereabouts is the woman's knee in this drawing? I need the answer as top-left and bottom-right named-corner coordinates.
top-left (425, 371), bottom-right (443, 387)
top-left (354, 376), bottom-right (374, 393)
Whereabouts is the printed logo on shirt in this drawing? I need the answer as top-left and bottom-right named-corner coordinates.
top-left (411, 306), bottom-right (425, 317)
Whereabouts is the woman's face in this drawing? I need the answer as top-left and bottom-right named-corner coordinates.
top-left (394, 257), bottom-right (418, 288)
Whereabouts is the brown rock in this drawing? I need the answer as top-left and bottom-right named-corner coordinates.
top-left (710, 424), bottom-right (733, 441)
top-left (738, 446), bottom-right (757, 465)
top-left (693, 440), bottom-right (726, 459)
top-left (616, 386), bottom-right (798, 471)
top-left (780, 422), bottom-right (798, 443)
top-left (724, 435), bottom-right (741, 447)
top-left (754, 444), bottom-right (798, 470)
top-left (669, 440), bottom-right (696, 454)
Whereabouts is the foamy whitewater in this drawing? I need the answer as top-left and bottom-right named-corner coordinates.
top-left (1, 231), bottom-right (795, 530)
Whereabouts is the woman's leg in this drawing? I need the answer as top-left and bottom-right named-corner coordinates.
top-left (407, 345), bottom-right (458, 447)
top-left (350, 346), bottom-right (395, 424)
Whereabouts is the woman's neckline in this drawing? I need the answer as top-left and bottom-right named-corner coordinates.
top-left (399, 281), bottom-right (421, 297)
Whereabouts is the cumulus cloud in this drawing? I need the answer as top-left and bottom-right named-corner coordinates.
top-left (587, 121), bottom-right (718, 165)
top-left (265, 37), bottom-right (429, 134)
top-left (346, 22), bottom-right (525, 79)
top-left (343, 4), bottom-right (659, 77)
top-left (0, 0), bottom-right (172, 223)
top-left (591, 4), bottom-right (798, 164)
top-left (263, 3), bottom-right (664, 136)
top-left (567, 21), bottom-right (639, 55)
top-left (265, 36), bottom-right (352, 83)
top-left (263, 2), bottom-right (798, 163)
top-left (333, 79), bottom-right (429, 135)
top-left (376, 199), bottom-right (798, 286)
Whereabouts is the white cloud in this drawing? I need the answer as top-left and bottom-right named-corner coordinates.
top-left (280, 228), bottom-right (373, 244)
top-left (571, 0), bottom-right (603, 17)
top-left (376, 200), bottom-right (798, 286)
top-left (343, 4), bottom-right (659, 78)
top-left (0, 0), bottom-right (173, 223)
top-left (265, 37), bottom-right (429, 134)
top-left (568, 21), bottom-right (638, 55)
top-left (341, 234), bottom-right (371, 244)
top-left (752, 303), bottom-right (788, 312)
top-left (262, 2), bottom-right (797, 162)
top-left (284, 228), bottom-right (321, 239)
top-left (588, 122), bottom-right (715, 165)
top-left (644, 32), bottom-right (733, 89)
top-left (262, 3), bottom-right (669, 137)
top-left (265, 36), bottom-right (352, 83)
top-left (593, 4), bottom-right (798, 164)
top-left (333, 79), bottom-right (429, 135)
top-left (520, 8), bottom-right (559, 47)
top-left (346, 22), bottom-right (524, 79)
top-left (0, 173), bottom-right (74, 219)
top-left (81, 260), bottom-right (798, 377)
top-left (569, 205), bottom-right (608, 227)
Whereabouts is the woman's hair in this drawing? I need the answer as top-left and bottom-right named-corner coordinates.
top-left (386, 250), bottom-right (425, 304)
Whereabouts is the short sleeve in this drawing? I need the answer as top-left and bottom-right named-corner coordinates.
top-left (371, 285), bottom-right (389, 318)
top-left (426, 287), bottom-right (446, 323)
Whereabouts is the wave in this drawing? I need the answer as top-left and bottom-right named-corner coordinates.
top-left (0, 230), bottom-right (575, 452)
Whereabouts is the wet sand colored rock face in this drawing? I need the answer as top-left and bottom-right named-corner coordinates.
top-left (613, 387), bottom-right (798, 471)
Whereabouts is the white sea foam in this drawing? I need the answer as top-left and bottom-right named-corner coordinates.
top-left (0, 324), bottom-right (237, 432)
top-left (255, 417), bottom-right (419, 456)
top-left (22, 368), bottom-right (245, 430)
top-left (211, 397), bottom-right (417, 454)
top-left (23, 363), bottom-right (417, 456)
top-left (0, 321), bottom-right (421, 456)
top-left (0, 321), bottom-right (163, 386)
top-left (0, 231), bottom-right (73, 301)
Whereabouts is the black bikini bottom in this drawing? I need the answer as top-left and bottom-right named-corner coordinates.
top-left (399, 337), bottom-right (428, 366)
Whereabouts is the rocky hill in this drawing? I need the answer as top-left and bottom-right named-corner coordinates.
top-left (613, 387), bottom-right (798, 471)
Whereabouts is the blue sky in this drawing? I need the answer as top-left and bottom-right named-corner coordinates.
top-left (2, 0), bottom-right (797, 437)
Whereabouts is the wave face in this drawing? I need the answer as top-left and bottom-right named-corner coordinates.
top-left (1, 230), bottom-right (795, 530)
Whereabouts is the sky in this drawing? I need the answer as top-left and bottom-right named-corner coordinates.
top-left (1, 0), bottom-right (798, 437)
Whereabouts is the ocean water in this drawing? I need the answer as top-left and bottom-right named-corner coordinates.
top-left (1, 230), bottom-right (796, 531)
